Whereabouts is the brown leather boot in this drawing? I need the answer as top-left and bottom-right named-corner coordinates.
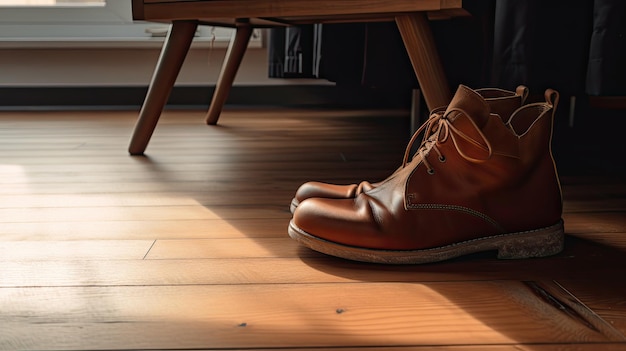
top-left (290, 86), bottom-right (530, 213)
top-left (289, 85), bottom-right (564, 264)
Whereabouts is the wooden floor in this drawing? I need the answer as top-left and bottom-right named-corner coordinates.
top-left (0, 108), bottom-right (625, 350)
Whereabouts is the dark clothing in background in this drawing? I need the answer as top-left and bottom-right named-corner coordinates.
top-left (268, 0), bottom-right (626, 97)
top-left (585, 0), bottom-right (626, 96)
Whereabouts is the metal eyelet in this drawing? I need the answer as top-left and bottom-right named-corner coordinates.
top-left (438, 155), bottom-right (446, 163)
top-left (427, 168), bottom-right (435, 175)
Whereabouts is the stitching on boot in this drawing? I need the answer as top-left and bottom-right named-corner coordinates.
top-left (406, 195), bottom-right (504, 232)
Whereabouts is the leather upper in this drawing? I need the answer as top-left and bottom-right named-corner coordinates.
top-left (292, 85), bottom-right (562, 250)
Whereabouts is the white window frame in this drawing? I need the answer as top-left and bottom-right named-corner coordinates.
top-left (0, 0), bottom-right (262, 48)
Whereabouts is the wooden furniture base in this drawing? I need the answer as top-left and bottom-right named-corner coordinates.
top-left (128, 0), bottom-right (465, 155)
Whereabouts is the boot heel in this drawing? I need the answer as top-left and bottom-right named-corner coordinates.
top-left (496, 220), bottom-right (564, 259)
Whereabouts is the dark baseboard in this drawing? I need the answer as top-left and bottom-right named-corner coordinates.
top-left (0, 84), bottom-right (412, 110)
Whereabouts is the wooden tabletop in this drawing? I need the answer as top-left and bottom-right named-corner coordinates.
top-left (132, 0), bottom-right (465, 26)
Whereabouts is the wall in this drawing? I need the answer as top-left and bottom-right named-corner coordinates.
top-left (0, 44), bottom-right (360, 109)
top-left (0, 43), bottom-right (405, 109)
top-left (0, 46), bottom-right (323, 87)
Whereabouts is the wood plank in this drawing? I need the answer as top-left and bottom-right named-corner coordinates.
top-left (0, 240), bottom-right (154, 260)
top-left (0, 250), bottom-right (623, 287)
top-left (45, 346), bottom-right (623, 351)
top-left (0, 169), bottom-right (393, 186)
top-left (0, 155), bottom-right (402, 169)
top-left (0, 192), bottom-right (297, 208)
top-left (0, 206), bottom-right (289, 222)
top-left (0, 108), bottom-right (408, 124)
top-left (0, 178), bottom-right (370, 196)
top-left (0, 219), bottom-right (288, 240)
top-left (145, 238), bottom-right (309, 259)
top-left (0, 139), bottom-right (405, 156)
top-left (1, 146), bottom-right (395, 161)
top-left (0, 281), bottom-right (619, 350)
top-left (563, 212), bottom-right (626, 234)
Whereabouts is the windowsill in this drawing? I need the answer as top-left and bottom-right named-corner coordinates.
top-left (0, 0), bottom-right (264, 50)
top-left (0, 37), bottom-right (263, 49)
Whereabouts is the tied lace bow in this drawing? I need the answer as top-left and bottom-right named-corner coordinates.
top-left (402, 107), bottom-right (494, 174)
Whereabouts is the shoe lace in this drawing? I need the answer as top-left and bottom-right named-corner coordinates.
top-left (401, 107), bottom-right (494, 174)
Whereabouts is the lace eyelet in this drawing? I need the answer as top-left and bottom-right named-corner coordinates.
top-left (438, 155), bottom-right (446, 163)
top-left (427, 168), bottom-right (435, 175)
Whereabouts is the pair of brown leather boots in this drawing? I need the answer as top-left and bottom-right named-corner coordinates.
top-left (288, 84), bottom-right (564, 264)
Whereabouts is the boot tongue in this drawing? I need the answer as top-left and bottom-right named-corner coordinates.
top-left (445, 85), bottom-right (490, 128)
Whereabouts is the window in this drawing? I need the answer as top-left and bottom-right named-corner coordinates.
top-left (0, 1), bottom-right (104, 5)
top-left (0, 0), bottom-right (261, 48)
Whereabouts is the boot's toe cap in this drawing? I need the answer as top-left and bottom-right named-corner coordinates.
top-left (294, 182), bottom-right (359, 203)
top-left (292, 196), bottom-right (390, 249)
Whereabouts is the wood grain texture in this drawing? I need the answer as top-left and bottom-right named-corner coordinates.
top-left (396, 13), bottom-right (451, 109)
top-left (128, 20), bottom-right (199, 155)
top-left (139, 0), bottom-right (460, 22)
top-left (205, 20), bottom-right (253, 125)
top-left (0, 282), bottom-right (621, 350)
top-left (0, 109), bottom-right (624, 350)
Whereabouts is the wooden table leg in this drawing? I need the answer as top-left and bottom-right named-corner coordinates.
top-left (205, 19), bottom-right (253, 125)
top-left (128, 20), bottom-right (198, 155)
top-left (395, 13), bottom-right (451, 111)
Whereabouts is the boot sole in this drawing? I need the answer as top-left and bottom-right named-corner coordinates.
top-left (288, 220), bottom-right (565, 264)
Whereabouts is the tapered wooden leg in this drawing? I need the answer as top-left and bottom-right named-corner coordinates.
top-left (205, 19), bottom-right (253, 125)
top-left (128, 20), bottom-right (198, 155)
top-left (395, 13), bottom-right (451, 111)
